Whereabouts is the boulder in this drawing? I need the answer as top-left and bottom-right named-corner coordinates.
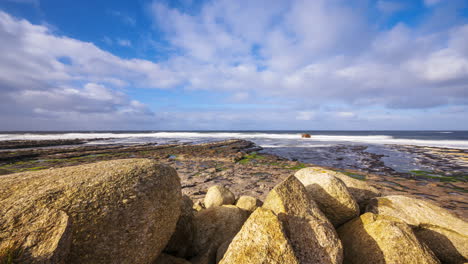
top-left (204, 186), bottom-right (236, 208)
top-left (301, 133), bottom-right (311, 138)
top-left (191, 205), bottom-right (249, 263)
top-left (263, 175), bottom-right (343, 264)
top-left (337, 213), bottom-right (440, 264)
top-left (0, 159), bottom-right (182, 264)
top-left (165, 195), bottom-right (195, 258)
top-left (235, 195), bottom-right (262, 211)
top-left (367, 195), bottom-right (468, 263)
top-left (154, 253), bottom-right (191, 264)
top-left (295, 168), bottom-right (359, 227)
top-left (219, 208), bottom-right (300, 264)
top-left (296, 167), bottom-right (380, 212)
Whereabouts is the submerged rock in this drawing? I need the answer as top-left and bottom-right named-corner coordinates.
top-left (191, 205), bottom-right (249, 263)
top-left (296, 167), bottom-right (380, 212)
top-left (263, 175), bottom-right (343, 264)
top-left (0, 159), bottom-right (182, 264)
top-left (367, 195), bottom-right (468, 263)
top-left (219, 208), bottom-right (300, 264)
top-left (337, 213), bottom-right (440, 264)
top-left (204, 185), bottom-right (236, 208)
top-left (235, 195), bottom-right (262, 211)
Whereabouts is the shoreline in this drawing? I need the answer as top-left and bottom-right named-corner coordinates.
top-left (0, 139), bottom-right (466, 219)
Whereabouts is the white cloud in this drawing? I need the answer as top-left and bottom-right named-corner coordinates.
top-left (377, 0), bottom-right (406, 14)
top-left (424, 0), bottom-right (442, 7)
top-left (117, 38), bottom-right (132, 47)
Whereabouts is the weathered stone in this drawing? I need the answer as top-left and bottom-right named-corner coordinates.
top-left (191, 205), bottom-right (249, 263)
top-left (215, 240), bottom-right (230, 264)
top-left (296, 167), bottom-right (380, 212)
top-left (193, 200), bottom-right (205, 211)
top-left (263, 175), bottom-right (343, 264)
top-left (204, 185), bottom-right (236, 208)
top-left (154, 253), bottom-right (191, 264)
top-left (219, 208), bottom-right (300, 264)
top-left (337, 213), bottom-right (440, 264)
top-left (165, 195), bottom-right (195, 258)
top-left (235, 195), bottom-right (262, 211)
top-left (295, 167), bottom-right (360, 227)
top-left (367, 195), bottom-right (468, 263)
top-left (0, 159), bottom-right (182, 264)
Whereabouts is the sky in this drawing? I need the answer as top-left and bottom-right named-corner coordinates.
top-left (0, 0), bottom-right (467, 131)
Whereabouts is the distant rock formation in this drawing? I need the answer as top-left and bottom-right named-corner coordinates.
top-left (301, 133), bottom-right (311, 138)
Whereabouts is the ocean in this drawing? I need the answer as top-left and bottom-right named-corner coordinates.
top-left (1, 130), bottom-right (468, 175)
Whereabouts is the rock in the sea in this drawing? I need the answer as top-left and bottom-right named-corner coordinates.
top-left (154, 253), bottom-right (191, 264)
top-left (191, 205), bottom-right (249, 264)
top-left (165, 195), bottom-right (195, 258)
top-left (235, 195), bottom-right (262, 211)
top-left (295, 167), bottom-right (359, 227)
top-left (219, 207), bottom-right (300, 264)
top-left (337, 212), bottom-right (440, 264)
top-left (204, 185), bottom-right (236, 208)
top-left (0, 159), bottom-right (182, 264)
top-left (367, 195), bottom-right (468, 263)
top-left (301, 133), bottom-right (311, 138)
top-left (263, 175), bottom-right (343, 264)
top-left (296, 167), bottom-right (380, 212)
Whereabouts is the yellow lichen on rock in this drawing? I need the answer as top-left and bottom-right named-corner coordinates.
top-left (219, 207), bottom-right (300, 264)
top-left (295, 167), bottom-right (360, 227)
top-left (337, 213), bottom-right (440, 264)
top-left (263, 175), bottom-right (343, 264)
top-left (367, 195), bottom-right (468, 263)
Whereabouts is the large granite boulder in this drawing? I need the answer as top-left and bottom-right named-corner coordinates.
top-left (0, 159), bottom-right (182, 264)
top-left (204, 185), bottom-right (236, 208)
top-left (190, 205), bottom-right (249, 264)
top-left (337, 213), bottom-right (440, 264)
top-left (297, 167), bottom-right (380, 211)
top-left (263, 175), bottom-right (343, 264)
top-left (235, 195), bottom-right (262, 211)
top-left (165, 195), bottom-right (195, 258)
top-left (219, 208), bottom-right (300, 264)
top-left (295, 168), bottom-right (359, 227)
top-left (367, 195), bottom-right (468, 263)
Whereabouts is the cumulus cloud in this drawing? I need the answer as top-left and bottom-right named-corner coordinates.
top-left (1, 0), bottom-right (468, 130)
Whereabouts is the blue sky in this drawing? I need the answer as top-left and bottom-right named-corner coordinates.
top-left (0, 0), bottom-right (467, 130)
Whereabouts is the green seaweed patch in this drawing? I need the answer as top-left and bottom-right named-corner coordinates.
top-left (409, 170), bottom-right (460, 182)
top-left (237, 152), bottom-right (266, 164)
top-left (20, 166), bottom-right (47, 172)
top-left (341, 171), bottom-right (367, 181)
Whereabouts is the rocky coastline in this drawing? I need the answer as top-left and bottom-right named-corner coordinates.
top-left (0, 139), bottom-right (467, 263)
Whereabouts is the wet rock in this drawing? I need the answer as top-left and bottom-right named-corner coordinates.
top-left (204, 185), bottom-right (236, 208)
top-left (165, 195), bottom-right (195, 258)
top-left (235, 195), bottom-right (262, 211)
top-left (154, 253), bottom-right (191, 264)
top-left (191, 205), bottom-right (249, 263)
top-left (338, 212), bottom-right (440, 264)
top-left (301, 133), bottom-right (311, 138)
top-left (219, 208), bottom-right (300, 264)
top-left (295, 167), bottom-right (360, 227)
top-left (367, 195), bottom-right (468, 263)
top-left (263, 175), bottom-right (343, 264)
top-left (0, 159), bottom-right (181, 264)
